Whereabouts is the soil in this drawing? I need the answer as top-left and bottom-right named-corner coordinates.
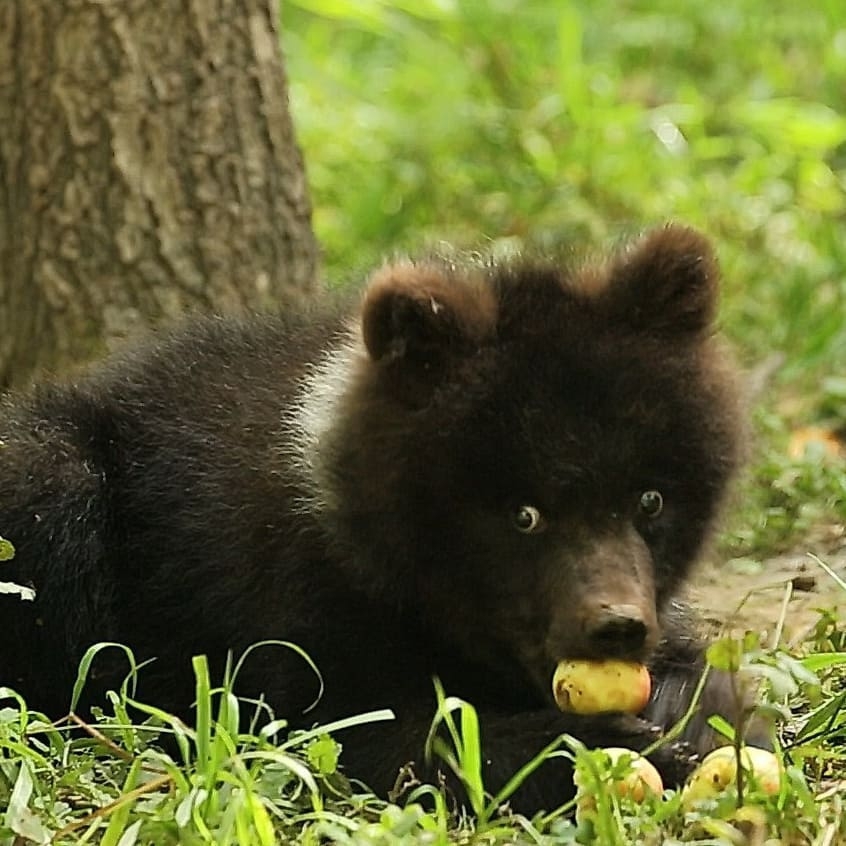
top-left (687, 541), bottom-right (846, 648)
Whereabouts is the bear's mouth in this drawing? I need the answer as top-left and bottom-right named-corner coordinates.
top-left (544, 629), bottom-right (658, 676)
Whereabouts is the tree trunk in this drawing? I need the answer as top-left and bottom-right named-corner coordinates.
top-left (0, 0), bottom-right (318, 388)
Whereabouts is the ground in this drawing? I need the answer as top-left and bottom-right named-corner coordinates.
top-left (689, 541), bottom-right (846, 647)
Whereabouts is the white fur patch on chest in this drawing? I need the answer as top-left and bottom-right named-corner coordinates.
top-left (282, 324), bottom-right (364, 514)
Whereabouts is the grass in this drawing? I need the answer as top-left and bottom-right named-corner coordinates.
top-left (0, 648), bottom-right (391, 844)
top-left (721, 406), bottom-right (846, 559)
top-left (1, 600), bottom-right (844, 842)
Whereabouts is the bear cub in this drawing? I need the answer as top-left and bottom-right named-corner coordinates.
top-left (0, 225), bottom-right (745, 813)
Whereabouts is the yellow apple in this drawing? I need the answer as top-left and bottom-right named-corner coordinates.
top-left (682, 745), bottom-right (781, 809)
top-left (574, 747), bottom-right (663, 821)
top-left (552, 659), bottom-right (652, 714)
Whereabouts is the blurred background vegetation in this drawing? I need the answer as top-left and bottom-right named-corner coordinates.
top-left (281, 0), bottom-right (845, 558)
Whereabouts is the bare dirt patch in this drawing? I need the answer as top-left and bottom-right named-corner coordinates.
top-left (687, 544), bottom-right (846, 647)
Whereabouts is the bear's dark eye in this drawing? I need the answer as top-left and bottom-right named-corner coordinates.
top-left (513, 505), bottom-right (544, 534)
top-left (639, 490), bottom-right (664, 518)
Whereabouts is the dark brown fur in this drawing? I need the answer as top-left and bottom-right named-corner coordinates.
top-left (0, 225), bottom-right (745, 813)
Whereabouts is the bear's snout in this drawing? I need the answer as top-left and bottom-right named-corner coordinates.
top-left (543, 529), bottom-right (661, 664)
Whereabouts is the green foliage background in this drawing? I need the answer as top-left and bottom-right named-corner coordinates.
top-left (282, 0), bottom-right (846, 556)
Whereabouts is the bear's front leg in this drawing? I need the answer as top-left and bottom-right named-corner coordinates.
top-left (337, 706), bottom-right (698, 816)
top-left (645, 604), bottom-right (772, 755)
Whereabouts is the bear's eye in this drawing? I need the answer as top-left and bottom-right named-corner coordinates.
top-left (513, 505), bottom-right (544, 534)
top-left (638, 490), bottom-right (664, 518)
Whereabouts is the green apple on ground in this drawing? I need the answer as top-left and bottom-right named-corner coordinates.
top-left (682, 745), bottom-right (782, 809)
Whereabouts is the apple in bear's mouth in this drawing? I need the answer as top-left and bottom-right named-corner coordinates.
top-left (552, 659), bottom-right (652, 714)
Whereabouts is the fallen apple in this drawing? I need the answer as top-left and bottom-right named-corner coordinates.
top-left (574, 747), bottom-right (664, 821)
top-left (682, 745), bottom-right (781, 809)
top-left (552, 659), bottom-right (652, 714)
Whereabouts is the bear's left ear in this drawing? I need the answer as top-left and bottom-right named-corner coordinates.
top-left (603, 225), bottom-right (719, 336)
top-left (361, 261), bottom-right (496, 368)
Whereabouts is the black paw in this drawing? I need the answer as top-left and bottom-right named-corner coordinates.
top-left (645, 738), bottom-right (699, 787)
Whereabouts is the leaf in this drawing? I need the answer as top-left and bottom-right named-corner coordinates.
top-left (775, 653), bottom-right (821, 687)
top-left (4, 761), bottom-right (50, 845)
top-left (175, 787), bottom-right (205, 829)
top-left (751, 663), bottom-right (799, 699)
top-left (0, 581), bottom-right (35, 601)
top-left (286, 0), bottom-right (384, 30)
top-left (795, 691), bottom-right (846, 741)
top-left (706, 637), bottom-right (744, 673)
top-left (116, 820), bottom-right (142, 846)
top-left (248, 793), bottom-right (276, 846)
top-left (821, 376), bottom-right (846, 399)
top-left (800, 652), bottom-right (846, 672)
top-left (706, 714), bottom-right (736, 742)
top-left (306, 734), bottom-right (340, 775)
top-left (739, 99), bottom-right (846, 152)
top-left (557, 3), bottom-right (588, 123)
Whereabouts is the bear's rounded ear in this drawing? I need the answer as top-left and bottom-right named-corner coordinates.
top-left (361, 261), bottom-right (496, 366)
top-left (604, 225), bottom-right (720, 336)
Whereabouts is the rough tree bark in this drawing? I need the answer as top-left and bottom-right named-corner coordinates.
top-left (0, 0), bottom-right (318, 387)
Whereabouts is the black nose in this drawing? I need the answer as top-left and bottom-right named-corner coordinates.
top-left (586, 604), bottom-right (648, 654)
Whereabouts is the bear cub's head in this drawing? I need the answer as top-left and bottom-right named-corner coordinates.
top-left (309, 225), bottom-right (743, 703)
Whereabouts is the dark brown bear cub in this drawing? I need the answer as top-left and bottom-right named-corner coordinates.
top-left (0, 225), bottom-right (744, 813)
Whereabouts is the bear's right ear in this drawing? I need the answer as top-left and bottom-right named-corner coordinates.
top-left (361, 262), bottom-right (496, 368)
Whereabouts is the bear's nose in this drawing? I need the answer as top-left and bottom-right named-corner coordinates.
top-left (585, 604), bottom-right (648, 655)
